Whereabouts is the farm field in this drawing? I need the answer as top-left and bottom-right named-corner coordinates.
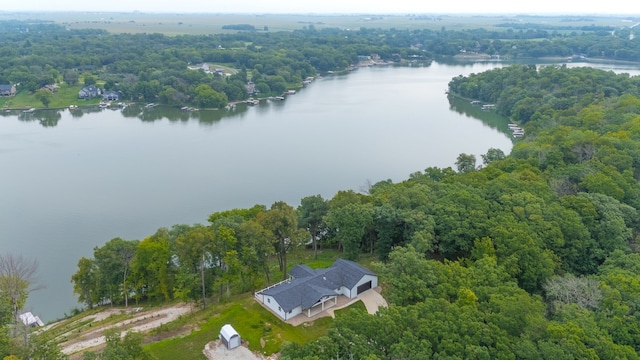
top-left (0, 12), bottom-right (634, 35)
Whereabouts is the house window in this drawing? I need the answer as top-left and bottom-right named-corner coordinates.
top-left (267, 298), bottom-right (270, 303)
top-left (289, 310), bottom-right (292, 314)
top-left (278, 306), bottom-right (281, 311)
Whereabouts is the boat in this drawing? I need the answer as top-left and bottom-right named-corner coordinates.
top-left (69, 105), bottom-right (78, 110)
top-left (144, 103), bottom-right (157, 108)
top-left (246, 99), bottom-right (260, 106)
top-left (470, 100), bottom-right (482, 105)
top-left (481, 104), bottom-right (496, 110)
top-left (273, 96), bottom-right (285, 101)
top-left (23, 108), bottom-right (35, 113)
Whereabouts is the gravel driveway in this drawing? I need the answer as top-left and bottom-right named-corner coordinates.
top-left (203, 340), bottom-right (273, 360)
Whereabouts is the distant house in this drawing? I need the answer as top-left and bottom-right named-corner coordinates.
top-left (255, 259), bottom-right (378, 321)
top-left (0, 84), bottom-right (16, 97)
top-left (102, 91), bottom-right (122, 101)
top-left (41, 84), bottom-right (58, 93)
top-left (78, 85), bottom-right (100, 100)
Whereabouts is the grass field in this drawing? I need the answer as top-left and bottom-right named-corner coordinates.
top-left (145, 295), bottom-right (337, 359)
top-left (0, 12), bottom-right (634, 35)
top-left (0, 83), bottom-right (101, 110)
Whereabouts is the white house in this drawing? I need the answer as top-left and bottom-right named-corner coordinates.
top-left (219, 324), bottom-right (241, 350)
top-left (255, 259), bottom-right (378, 321)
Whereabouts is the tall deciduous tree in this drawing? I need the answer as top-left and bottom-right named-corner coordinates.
top-left (175, 225), bottom-right (214, 308)
top-left (71, 257), bottom-right (99, 310)
top-left (455, 153), bottom-right (477, 173)
top-left (258, 201), bottom-right (308, 280)
top-left (481, 147), bottom-right (506, 165)
top-left (34, 89), bottom-right (53, 107)
top-left (297, 195), bottom-right (329, 259)
top-left (131, 232), bottom-right (173, 302)
top-left (94, 238), bottom-right (138, 307)
top-left (237, 220), bottom-right (275, 285)
top-left (0, 254), bottom-right (40, 328)
top-left (325, 203), bottom-right (374, 260)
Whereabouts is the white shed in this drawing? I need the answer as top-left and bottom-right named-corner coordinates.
top-left (219, 324), bottom-right (241, 350)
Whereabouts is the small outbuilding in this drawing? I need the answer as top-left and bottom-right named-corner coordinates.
top-left (19, 312), bottom-right (44, 327)
top-left (219, 324), bottom-right (241, 350)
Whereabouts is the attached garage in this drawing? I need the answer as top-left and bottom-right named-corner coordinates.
top-left (357, 280), bottom-right (372, 295)
top-left (219, 324), bottom-right (241, 350)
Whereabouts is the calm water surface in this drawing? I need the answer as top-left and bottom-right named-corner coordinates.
top-left (2, 61), bottom-right (636, 321)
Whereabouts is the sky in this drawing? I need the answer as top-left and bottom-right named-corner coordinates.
top-left (1, 0), bottom-right (638, 15)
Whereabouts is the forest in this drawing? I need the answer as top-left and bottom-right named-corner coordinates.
top-left (1, 18), bottom-right (640, 109)
top-left (2, 16), bottom-right (640, 359)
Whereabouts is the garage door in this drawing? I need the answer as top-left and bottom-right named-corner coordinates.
top-left (357, 281), bottom-right (372, 295)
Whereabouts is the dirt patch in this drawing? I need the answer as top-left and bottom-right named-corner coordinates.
top-left (59, 304), bottom-right (191, 355)
top-left (144, 323), bottom-right (199, 343)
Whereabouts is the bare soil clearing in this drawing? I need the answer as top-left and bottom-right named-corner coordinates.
top-left (58, 304), bottom-right (191, 355)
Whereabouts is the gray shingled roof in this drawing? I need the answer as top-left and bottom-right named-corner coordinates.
top-left (260, 259), bottom-right (376, 312)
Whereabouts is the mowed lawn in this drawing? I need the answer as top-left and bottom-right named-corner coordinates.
top-left (145, 295), bottom-right (334, 360)
top-left (0, 82), bottom-right (102, 110)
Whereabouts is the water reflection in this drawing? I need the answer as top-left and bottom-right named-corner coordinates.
top-left (15, 102), bottom-right (262, 127)
top-left (448, 96), bottom-right (514, 135)
top-left (17, 109), bottom-right (63, 127)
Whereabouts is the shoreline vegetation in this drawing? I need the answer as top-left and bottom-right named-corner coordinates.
top-left (5, 55), bottom-right (640, 112)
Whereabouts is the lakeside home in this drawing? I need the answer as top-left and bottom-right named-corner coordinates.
top-left (255, 259), bottom-right (378, 321)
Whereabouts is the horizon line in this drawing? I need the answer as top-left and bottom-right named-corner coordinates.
top-left (0, 10), bottom-right (638, 16)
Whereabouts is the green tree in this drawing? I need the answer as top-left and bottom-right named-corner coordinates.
top-left (83, 75), bottom-right (96, 86)
top-left (257, 201), bottom-right (308, 280)
top-left (194, 84), bottom-right (228, 108)
top-left (325, 202), bottom-right (374, 260)
top-left (455, 153), bottom-right (477, 173)
top-left (236, 220), bottom-right (275, 285)
top-left (63, 70), bottom-right (79, 85)
top-left (213, 225), bottom-right (241, 298)
top-left (131, 232), bottom-right (173, 302)
top-left (93, 238), bottom-right (138, 307)
top-left (297, 195), bottom-right (329, 259)
top-left (0, 254), bottom-right (39, 330)
top-left (174, 225), bottom-right (214, 308)
top-left (85, 328), bottom-right (148, 360)
top-left (34, 89), bottom-right (53, 107)
top-left (71, 257), bottom-right (99, 310)
top-left (481, 147), bottom-right (506, 165)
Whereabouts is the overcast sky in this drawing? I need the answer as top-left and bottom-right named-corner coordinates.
top-left (1, 0), bottom-right (637, 15)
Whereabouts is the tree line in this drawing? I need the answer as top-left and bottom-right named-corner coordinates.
top-left (1, 19), bottom-right (639, 109)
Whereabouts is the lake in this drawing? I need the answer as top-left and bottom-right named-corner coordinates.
top-left (2, 61), bottom-right (638, 322)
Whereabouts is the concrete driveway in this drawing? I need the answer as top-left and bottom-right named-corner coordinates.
top-left (285, 287), bottom-right (388, 326)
